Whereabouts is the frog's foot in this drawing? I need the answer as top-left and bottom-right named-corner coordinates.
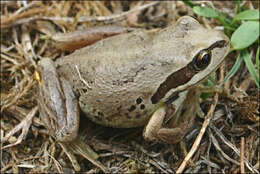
top-left (143, 106), bottom-right (193, 144)
top-left (196, 84), bottom-right (223, 93)
top-left (143, 90), bottom-right (200, 144)
top-left (37, 58), bottom-right (79, 142)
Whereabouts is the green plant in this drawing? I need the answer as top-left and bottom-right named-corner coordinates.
top-left (183, 1), bottom-right (259, 88)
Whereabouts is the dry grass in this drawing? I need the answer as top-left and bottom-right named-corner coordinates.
top-left (1, 1), bottom-right (259, 173)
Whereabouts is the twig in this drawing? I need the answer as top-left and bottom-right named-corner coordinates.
top-left (59, 142), bottom-right (81, 172)
top-left (176, 65), bottom-right (224, 173)
top-left (206, 135), bottom-right (212, 173)
top-left (4, 105), bottom-right (43, 127)
top-left (240, 137), bottom-right (245, 174)
top-left (149, 159), bottom-right (172, 174)
top-left (75, 65), bottom-right (92, 90)
top-left (63, 139), bottom-right (110, 173)
top-left (1, 106), bottom-right (38, 149)
top-left (13, 1), bottom-right (40, 16)
top-left (209, 128), bottom-right (240, 165)
top-left (0, 162), bottom-right (14, 173)
top-left (211, 124), bottom-right (258, 174)
top-left (176, 93), bottom-right (219, 174)
top-left (2, 2), bottom-right (160, 29)
top-left (1, 7), bottom-right (47, 29)
top-left (48, 153), bottom-right (63, 173)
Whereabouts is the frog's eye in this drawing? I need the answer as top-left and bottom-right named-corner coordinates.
top-left (192, 50), bottom-right (211, 71)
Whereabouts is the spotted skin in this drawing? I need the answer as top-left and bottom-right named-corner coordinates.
top-left (54, 16), bottom-right (229, 128)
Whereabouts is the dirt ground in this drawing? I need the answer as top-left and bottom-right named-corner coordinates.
top-left (1, 1), bottom-right (259, 173)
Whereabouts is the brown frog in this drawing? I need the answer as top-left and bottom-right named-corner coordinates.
top-left (37, 16), bottom-right (229, 144)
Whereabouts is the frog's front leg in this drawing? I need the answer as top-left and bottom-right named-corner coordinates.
top-left (143, 90), bottom-right (200, 144)
top-left (37, 58), bottom-right (79, 142)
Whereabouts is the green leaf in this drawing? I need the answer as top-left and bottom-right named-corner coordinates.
top-left (201, 73), bottom-right (216, 99)
top-left (182, 0), bottom-right (195, 8)
top-left (205, 72), bottom-right (216, 87)
top-left (256, 46), bottom-right (260, 75)
top-left (219, 52), bottom-right (243, 87)
top-left (233, 9), bottom-right (259, 22)
top-left (216, 15), bottom-right (228, 27)
top-left (241, 49), bottom-right (260, 88)
top-left (235, 0), bottom-right (241, 14)
top-left (231, 21), bottom-right (259, 50)
top-left (193, 6), bottom-right (218, 18)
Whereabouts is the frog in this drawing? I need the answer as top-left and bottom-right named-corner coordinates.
top-left (36, 16), bottom-right (229, 144)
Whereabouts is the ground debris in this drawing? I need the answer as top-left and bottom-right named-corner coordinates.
top-left (1, 1), bottom-right (259, 173)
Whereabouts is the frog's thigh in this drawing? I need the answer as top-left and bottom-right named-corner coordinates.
top-left (143, 106), bottom-right (166, 142)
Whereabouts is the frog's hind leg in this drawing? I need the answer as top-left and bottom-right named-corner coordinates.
top-left (37, 58), bottom-right (79, 142)
top-left (143, 106), bottom-right (190, 144)
top-left (143, 90), bottom-right (200, 144)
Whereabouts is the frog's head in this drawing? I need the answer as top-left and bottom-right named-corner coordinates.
top-left (151, 16), bottom-right (230, 104)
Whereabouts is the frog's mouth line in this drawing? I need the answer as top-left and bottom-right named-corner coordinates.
top-left (151, 40), bottom-right (227, 104)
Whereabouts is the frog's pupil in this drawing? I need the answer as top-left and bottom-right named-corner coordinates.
top-left (203, 54), bottom-right (210, 63)
top-left (200, 53), bottom-right (211, 66)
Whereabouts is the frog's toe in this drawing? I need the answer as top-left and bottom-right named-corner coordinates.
top-left (157, 128), bottom-right (186, 144)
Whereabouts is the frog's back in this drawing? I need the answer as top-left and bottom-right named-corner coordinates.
top-left (55, 24), bottom-right (191, 128)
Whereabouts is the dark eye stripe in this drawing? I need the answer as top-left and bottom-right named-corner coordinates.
top-left (151, 40), bottom-right (227, 104)
top-left (151, 63), bottom-right (197, 104)
top-left (206, 40), bottom-right (227, 51)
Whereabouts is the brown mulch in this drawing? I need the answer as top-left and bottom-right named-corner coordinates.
top-left (1, 1), bottom-right (259, 173)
